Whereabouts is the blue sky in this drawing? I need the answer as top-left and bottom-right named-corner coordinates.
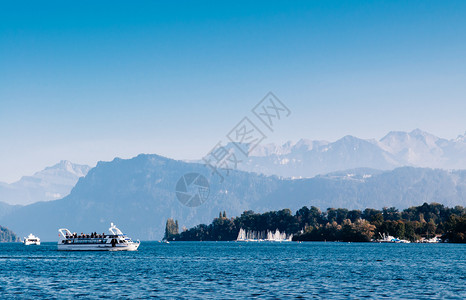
top-left (1, 1), bottom-right (465, 182)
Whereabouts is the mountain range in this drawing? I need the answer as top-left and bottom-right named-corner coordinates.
top-left (0, 161), bottom-right (91, 205)
top-left (2, 129), bottom-right (464, 207)
top-left (233, 129), bottom-right (466, 178)
top-left (1, 129), bottom-right (465, 241)
top-left (1, 154), bottom-right (465, 241)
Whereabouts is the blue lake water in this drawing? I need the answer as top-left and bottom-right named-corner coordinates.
top-left (0, 242), bottom-right (464, 299)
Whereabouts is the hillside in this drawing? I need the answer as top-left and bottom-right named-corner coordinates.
top-left (0, 154), bottom-right (464, 241)
top-left (0, 225), bottom-right (20, 242)
top-left (0, 160), bottom-right (91, 205)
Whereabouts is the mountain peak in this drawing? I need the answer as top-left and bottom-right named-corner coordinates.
top-left (410, 128), bottom-right (426, 135)
top-left (43, 160), bottom-right (91, 178)
top-left (335, 135), bottom-right (367, 145)
top-left (292, 139), bottom-right (315, 151)
top-left (455, 132), bottom-right (466, 142)
top-left (380, 131), bottom-right (408, 142)
top-left (233, 129), bottom-right (466, 178)
top-left (1, 160), bottom-right (92, 205)
top-left (409, 128), bottom-right (440, 140)
top-left (380, 129), bottom-right (440, 143)
top-left (340, 135), bottom-right (359, 141)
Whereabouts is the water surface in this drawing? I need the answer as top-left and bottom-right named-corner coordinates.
top-left (0, 242), bottom-right (464, 299)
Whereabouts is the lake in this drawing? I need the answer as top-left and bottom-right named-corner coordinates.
top-left (0, 242), bottom-right (464, 299)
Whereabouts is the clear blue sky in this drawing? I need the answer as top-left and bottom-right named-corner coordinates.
top-left (1, 1), bottom-right (465, 182)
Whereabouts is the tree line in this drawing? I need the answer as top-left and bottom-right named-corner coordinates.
top-left (165, 203), bottom-right (465, 243)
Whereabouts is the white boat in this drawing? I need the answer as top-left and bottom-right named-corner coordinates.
top-left (376, 233), bottom-right (411, 243)
top-left (58, 223), bottom-right (140, 251)
top-left (421, 236), bottom-right (441, 243)
top-left (23, 233), bottom-right (40, 245)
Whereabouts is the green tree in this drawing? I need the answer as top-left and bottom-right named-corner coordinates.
top-left (296, 206), bottom-right (322, 230)
top-left (341, 219), bottom-right (376, 242)
top-left (171, 203), bottom-right (465, 243)
top-left (443, 215), bottom-right (466, 243)
top-left (371, 213), bottom-right (384, 227)
top-left (383, 207), bottom-right (401, 221)
top-left (164, 218), bottom-right (179, 240)
top-left (326, 208), bottom-right (337, 223)
top-left (362, 208), bottom-right (382, 221)
top-left (404, 221), bottom-right (420, 241)
top-left (348, 210), bottom-right (362, 222)
top-left (394, 221), bottom-right (406, 239)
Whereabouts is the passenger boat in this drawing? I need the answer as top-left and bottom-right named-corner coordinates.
top-left (23, 233), bottom-right (40, 245)
top-left (58, 223), bottom-right (140, 251)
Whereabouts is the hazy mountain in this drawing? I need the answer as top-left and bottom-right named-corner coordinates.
top-left (233, 129), bottom-right (466, 178)
top-left (0, 201), bottom-right (20, 218)
top-left (1, 154), bottom-right (464, 241)
top-left (0, 160), bottom-right (91, 205)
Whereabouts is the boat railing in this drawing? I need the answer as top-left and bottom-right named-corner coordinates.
top-left (58, 228), bottom-right (72, 239)
top-left (109, 223), bottom-right (124, 236)
top-left (62, 234), bottom-right (121, 240)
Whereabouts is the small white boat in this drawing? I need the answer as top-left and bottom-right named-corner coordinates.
top-left (23, 234), bottom-right (40, 245)
top-left (375, 233), bottom-right (411, 243)
top-left (58, 223), bottom-right (140, 251)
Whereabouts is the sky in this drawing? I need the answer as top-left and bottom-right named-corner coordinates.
top-left (1, 0), bottom-right (465, 182)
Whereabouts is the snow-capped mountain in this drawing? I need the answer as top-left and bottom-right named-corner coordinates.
top-left (1, 154), bottom-right (464, 241)
top-left (0, 160), bottom-right (91, 205)
top-left (1, 129), bottom-right (464, 208)
top-left (232, 129), bottom-right (466, 178)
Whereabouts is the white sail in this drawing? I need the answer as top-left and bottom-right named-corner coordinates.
top-left (236, 228), bottom-right (292, 242)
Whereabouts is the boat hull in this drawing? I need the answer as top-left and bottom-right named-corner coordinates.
top-left (57, 242), bottom-right (139, 251)
top-left (24, 241), bottom-right (40, 246)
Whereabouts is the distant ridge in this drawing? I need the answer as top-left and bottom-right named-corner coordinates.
top-left (0, 160), bottom-right (91, 205)
top-left (231, 129), bottom-right (466, 178)
top-left (0, 154), bottom-right (464, 241)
